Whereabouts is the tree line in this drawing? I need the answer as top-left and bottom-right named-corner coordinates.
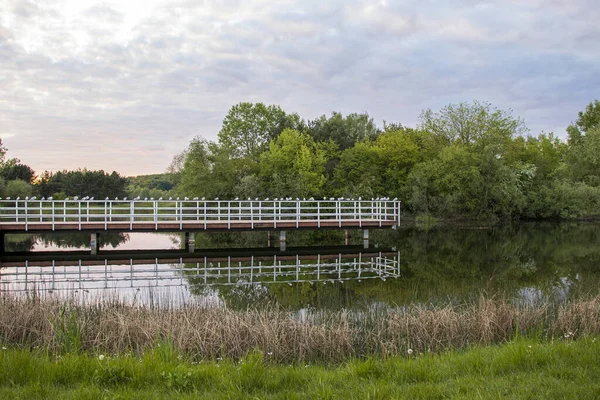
top-left (0, 144), bottom-right (128, 200)
top-left (169, 100), bottom-right (600, 222)
top-left (2, 99), bottom-right (599, 222)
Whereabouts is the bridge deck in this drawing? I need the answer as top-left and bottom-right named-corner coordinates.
top-left (0, 219), bottom-right (396, 232)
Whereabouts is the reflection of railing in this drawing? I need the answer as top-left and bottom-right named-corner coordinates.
top-left (0, 252), bottom-right (400, 293)
top-left (0, 198), bottom-right (400, 231)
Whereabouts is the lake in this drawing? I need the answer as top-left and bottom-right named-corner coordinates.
top-left (1, 222), bottom-right (599, 310)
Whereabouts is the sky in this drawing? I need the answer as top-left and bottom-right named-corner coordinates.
top-left (1, 0), bottom-right (599, 176)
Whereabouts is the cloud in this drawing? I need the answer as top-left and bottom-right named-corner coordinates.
top-left (1, 0), bottom-right (598, 175)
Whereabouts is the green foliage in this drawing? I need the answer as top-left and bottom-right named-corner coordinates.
top-left (259, 129), bottom-right (327, 197)
top-left (0, 158), bottom-right (35, 183)
top-left (419, 101), bottom-right (527, 149)
top-left (49, 306), bottom-right (83, 355)
top-left (218, 102), bottom-right (301, 161)
top-left (127, 173), bottom-right (177, 199)
top-left (568, 125), bottom-right (600, 186)
top-left (3, 179), bottom-right (33, 198)
top-left (171, 99), bottom-right (600, 222)
top-left (36, 169), bottom-right (127, 199)
top-left (567, 100), bottom-right (600, 145)
top-left (178, 138), bottom-right (258, 198)
top-left (307, 111), bottom-right (381, 151)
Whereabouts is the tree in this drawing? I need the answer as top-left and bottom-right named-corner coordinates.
top-left (330, 126), bottom-right (420, 198)
top-left (218, 102), bottom-right (301, 160)
top-left (0, 158), bottom-right (35, 183)
top-left (177, 138), bottom-right (258, 198)
top-left (566, 100), bottom-right (600, 185)
top-left (307, 112), bottom-right (380, 151)
top-left (35, 170), bottom-right (127, 198)
top-left (0, 138), bottom-right (6, 165)
top-left (567, 100), bottom-right (600, 146)
top-left (419, 101), bottom-right (527, 153)
top-left (3, 179), bottom-right (33, 198)
top-left (259, 129), bottom-right (327, 197)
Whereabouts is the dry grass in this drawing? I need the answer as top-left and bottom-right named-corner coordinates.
top-left (1, 294), bottom-right (599, 363)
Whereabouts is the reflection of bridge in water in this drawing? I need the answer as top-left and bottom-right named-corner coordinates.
top-left (0, 246), bottom-right (400, 294)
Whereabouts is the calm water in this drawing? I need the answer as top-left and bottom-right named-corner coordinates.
top-left (1, 223), bottom-right (599, 310)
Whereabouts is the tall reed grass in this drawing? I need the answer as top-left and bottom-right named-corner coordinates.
top-left (1, 294), bottom-right (598, 363)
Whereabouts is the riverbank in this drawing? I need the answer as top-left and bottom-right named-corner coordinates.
top-left (1, 295), bottom-right (599, 362)
top-left (1, 337), bottom-right (598, 399)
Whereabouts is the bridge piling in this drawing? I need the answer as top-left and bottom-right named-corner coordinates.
top-left (184, 232), bottom-right (196, 253)
top-left (363, 229), bottom-right (369, 249)
top-left (279, 231), bottom-right (286, 251)
top-left (90, 233), bottom-right (98, 255)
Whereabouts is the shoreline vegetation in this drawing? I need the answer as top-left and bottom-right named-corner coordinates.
top-left (1, 331), bottom-right (599, 399)
top-left (2, 100), bottom-right (600, 224)
top-left (1, 294), bottom-right (598, 363)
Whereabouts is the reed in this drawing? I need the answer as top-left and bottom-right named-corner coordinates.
top-left (1, 294), bottom-right (598, 363)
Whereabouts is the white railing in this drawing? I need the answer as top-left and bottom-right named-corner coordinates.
top-left (0, 198), bottom-right (401, 231)
top-left (0, 252), bottom-right (400, 293)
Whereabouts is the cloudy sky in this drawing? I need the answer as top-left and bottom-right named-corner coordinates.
top-left (1, 0), bottom-right (599, 176)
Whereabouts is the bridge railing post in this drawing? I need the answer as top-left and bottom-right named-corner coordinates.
top-left (227, 201), bottom-right (230, 229)
top-left (24, 199), bottom-right (28, 231)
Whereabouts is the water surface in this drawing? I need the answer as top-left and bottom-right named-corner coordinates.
top-left (1, 223), bottom-right (599, 310)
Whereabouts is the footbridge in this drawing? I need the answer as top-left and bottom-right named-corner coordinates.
top-left (0, 198), bottom-right (401, 253)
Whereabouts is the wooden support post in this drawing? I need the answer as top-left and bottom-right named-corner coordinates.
top-left (345, 229), bottom-right (351, 245)
top-left (267, 231), bottom-right (273, 247)
top-left (363, 229), bottom-right (369, 249)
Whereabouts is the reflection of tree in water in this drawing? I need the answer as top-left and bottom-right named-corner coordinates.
top-left (35, 232), bottom-right (129, 249)
top-left (182, 223), bottom-right (600, 310)
top-left (191, 230), bottom-right (349, 249)
top-left (4, 234), bottom-right (36, 252)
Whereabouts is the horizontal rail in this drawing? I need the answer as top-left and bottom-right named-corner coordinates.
top-left (0, 198), bottom-right (401, 231)
top-left (0, 253), bottom-right (400, 292)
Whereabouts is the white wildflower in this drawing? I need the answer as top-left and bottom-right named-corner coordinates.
top-left (407, 349), bottom-right (413, 355)
top-left (98, 354), bottom-right (105, 361)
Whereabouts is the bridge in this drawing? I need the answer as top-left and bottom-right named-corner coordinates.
top-left (0, 198), bottom-right (401, 253)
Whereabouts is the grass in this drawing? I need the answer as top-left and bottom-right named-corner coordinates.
top-left (0, 337), bottom-right (599, 399)
top-left (1, 294), bottom-right (599, 363)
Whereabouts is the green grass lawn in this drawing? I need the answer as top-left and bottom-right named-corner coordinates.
top-left (1, 337), bottom-right (599, 399)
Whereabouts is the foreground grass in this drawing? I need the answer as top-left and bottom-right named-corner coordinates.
top-left (1, 337), bottom-right (599, 399)
top-left (2, 295), bottom-right (600, 363)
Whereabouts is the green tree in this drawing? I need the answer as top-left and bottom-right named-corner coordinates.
top-left (35, 170), bottom-right (127, 198)
top-left (4, 179), bottom-right (33, 198)
top-left (307, 112), bottom-right (380, 151)
top-left (566, 101), bottom-right (600, 185)
top-left (0, 158), bottom-right (35, 183)
top-left (259, 129), bottom-right (327, 197)
top-left (419, 101), bottom-right (526, 152)
top-left (567, 100), bottom-right (600, 146)
top-left (218, 102), bottom-right (301, 161)
top-left (178, 138), bottom-right (259, 198)
top-left (331, 126), bottom-right (420, 198)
